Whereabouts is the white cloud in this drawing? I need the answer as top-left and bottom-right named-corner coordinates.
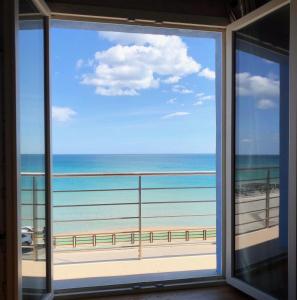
top-left (163, 76), bottom-right (181, 84)
top-left (198, 68), bottom-right (216, 80)
top-left (200, 95), bottom-right (215, 101)
top-left (81, 32), bottom-right (201, 96)
top-left (76, 59), bottom-right (84, 69)
top-left (196, 92), bottom-right (205, 97)
top-left (193, 93), bottom-right (215, 105)
top-left (172, 85), bottom-right (193, 94)
top-left (236, 72), bottom-right (279, 97)
top-left (52, 106), bottom-right (76, 122)
top-left (161, 111), bottom-right (191, 119)
top-left (256, 98), bottom-right (276, 110)
top-left (166, 98), bottom-right (177, 104)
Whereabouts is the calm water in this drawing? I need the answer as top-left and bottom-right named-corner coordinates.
top-left (21, 154), bottom-right (278, 234)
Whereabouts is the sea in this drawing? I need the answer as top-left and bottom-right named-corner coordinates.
top-left (20, 154), bottom-right (279, 235)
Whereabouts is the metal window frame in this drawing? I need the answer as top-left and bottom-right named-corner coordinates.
top-left (225, 1), bottom-right (296, 300)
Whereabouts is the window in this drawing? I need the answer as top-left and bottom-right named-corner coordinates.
top-left (47, 20), bottom-right (223, 290)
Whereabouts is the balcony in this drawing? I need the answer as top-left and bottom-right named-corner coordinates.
top-left (20, 167), bottom-right (280, 291)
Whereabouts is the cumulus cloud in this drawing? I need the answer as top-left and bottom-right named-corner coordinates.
top-left (52, 106), bottom-right (76, 122)
top-left (81, 32), bottom-right (201, 96)
top-left (161, 111), bottom-right (191, 119)
top-left (166, 98), bottom-right (177, 104)
top-left (256, 98), bottom-right (276, 110)
top-left (172, 85), bottom-right (193, 94)
top-left (236, 72), bottom-right (279, 97)
top-left (198, 68), bottom-right (216, 80)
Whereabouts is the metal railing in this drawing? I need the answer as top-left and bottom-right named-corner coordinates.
top-left (21, 170), bottom-right (216, 259)
top-left (21, 166), bottom-right (281, 260)
top-left (234, 166), bottom-right (280, 235)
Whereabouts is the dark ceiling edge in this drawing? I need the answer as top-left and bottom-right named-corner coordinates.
top-left (47, 2), bottom-right (230, 28)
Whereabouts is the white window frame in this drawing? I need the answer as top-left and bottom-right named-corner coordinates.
top-left (225, 0), bottom-right (296, 299)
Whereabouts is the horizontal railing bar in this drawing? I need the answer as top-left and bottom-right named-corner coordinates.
top-left (235, 177), bottom-right (279, 182)
top-left (21, 189), bottom-right (45, 192)
top-left (53, 202), bottom-right (137, 208)
top-left (20, 167), bottom-right (280, 178)
top-left (52, 200), bottom-right (217, 208)
top-left (54, 216), bottom-right (139, 222)
top-left (235, 208), bottom-right (267, 215)
top-left (21, 218), bottom-right (45, 221)
top-left (235, 216), bottom-right (279, 227)
top-left (235, 195), bottom-right (279, 204)
top-left (21, 171), bottom-right (216, 177)
top-left (21, 203), bottom-right (46, 206)
top-left (52, 186), bottom-right (216, 193)
top-left (53, 213), bottom-right (216, 223)
top-left (235, 219), bottom-right (268, 226)
top-left (143, 186), bottom-right (216, 190)
top-left (235, 167), bottom-right (279, 171)
top-left (54, 188), bottom-right (138, 193)
top-left (143, 200), bottom-right (216, 205)
top-left (142, 213), bottom-right (216, 219)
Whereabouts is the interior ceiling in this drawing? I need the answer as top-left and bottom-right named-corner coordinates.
top-left (44, 0), bottom-right (272, 26)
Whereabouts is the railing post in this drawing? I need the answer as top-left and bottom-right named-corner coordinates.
top-left (150, 232), bottom-right (153, 243)
top-left (138, 176), bottom-right (142, 259)
top-left (265, 169), bottom-right (271, 228)
top-left (203, 229), bottom-right (207, 240)
top-left (32, 176), bottom-right (38, 261)
top-left (186, 230), bottom-right (189, 241)
top-left (131, 233), bottom-right (135, 244)
top-left (168, 231), bottom-right (171, 242)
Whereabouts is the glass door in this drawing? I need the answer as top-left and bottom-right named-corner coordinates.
top-left (226, 1), bottom-right (291, 299)
top-left (19, 1), bottom-right (52, 299)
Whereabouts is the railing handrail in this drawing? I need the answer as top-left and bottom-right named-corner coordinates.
top-left (20, 166), bottom-right (280, 178)
top-left (21, 170), bottom-right (216, 177)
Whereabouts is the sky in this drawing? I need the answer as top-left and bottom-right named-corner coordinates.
top-left (19, 21), bottom-right (281, 155)
top-left (49, 23), bottom-right (218, 154)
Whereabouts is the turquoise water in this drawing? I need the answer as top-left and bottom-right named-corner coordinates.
top-left (21, 154), bottom-right (279, 234)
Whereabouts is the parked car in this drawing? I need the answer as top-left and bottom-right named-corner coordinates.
top-left (21, 226), bottom-right (33, 246)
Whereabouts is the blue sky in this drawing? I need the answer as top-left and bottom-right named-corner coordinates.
top-left (50, 24), bottom-right (218, 154)
top-left (19, 22), bottom-right (281, 155)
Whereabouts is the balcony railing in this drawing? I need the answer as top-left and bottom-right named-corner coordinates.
top-left (21, 167), bottom-right (280, 261)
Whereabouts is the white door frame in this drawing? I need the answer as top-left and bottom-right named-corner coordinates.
top-left (225, 0), bottom-right (295, 299)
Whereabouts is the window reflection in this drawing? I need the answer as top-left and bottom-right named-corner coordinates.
top-left (234, 5), bottom-right (289, 299)
top-left (19, 18), bottom-right (47, 298)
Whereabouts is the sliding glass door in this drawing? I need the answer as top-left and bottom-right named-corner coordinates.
top-left (226, 1), bottom-right (291, 299)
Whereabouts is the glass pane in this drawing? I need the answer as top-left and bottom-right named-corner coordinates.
top-left (50, 20), bottom-right (222, 290)
top-left (234, 5), bottom-right (289, 299)
top-left (19, 18), bottom-right (47, 298)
